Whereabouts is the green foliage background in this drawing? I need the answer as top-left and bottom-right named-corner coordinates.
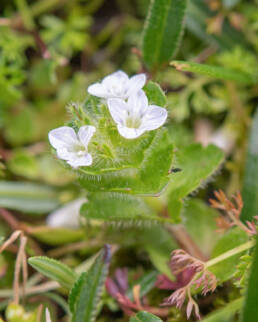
top-left (0, 0), bottom-right (257, 321)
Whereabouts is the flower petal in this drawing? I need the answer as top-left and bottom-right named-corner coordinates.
top-left (56, 149), bottom-right (76, 161)
top-left (88, 83), bottom-right (107, 98)
top-left (67, 153), bottom-right (93, 168)
top-left (46, 198), bottom-right (85, 229)
top-left (141, 105), bottom-right (167, 130)
top-left (78, 125), bottom-right (96, 147)
top-left (117, 125), bottom-right (145, 139)
top-left (127, 74), bottom-right (146, 97)
top-left (102, 70), bottom-right (129, 98)
top-left (128, 90), bottom-right (148, 116)
top-left (102, 70), bottom-right (129, 87)
top-left (107, 98), bottom-right (128, 126)
top-left (48, 126), bottom-right (77, 150)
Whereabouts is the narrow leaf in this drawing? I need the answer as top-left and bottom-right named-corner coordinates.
top-left (70, 245), bottom-right (111, 322)
top-left (241, 108), bottom-right (258, 221)
top-left (142, 0), bottom-right (187, 69)
top-left (130, 311), bottom-right (163, 322)
top-left (0, 181), bottom-right (60, 214)
top-left (170, 60), bottom-right (256, 84)
top-left (241, 236), bottom-right (258, 322)
top-left (28, 256), bottom-right (77, 289)
top-left (126, 271), bottom-right (159, 300)
top-left (26, 226), bottom-right (85, 246)
top-left (202, 297), bottom-right (243, 322)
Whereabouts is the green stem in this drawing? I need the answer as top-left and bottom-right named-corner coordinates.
top-left (205, 240), bottom-right (255, 269)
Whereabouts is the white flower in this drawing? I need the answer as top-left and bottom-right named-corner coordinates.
top-left (88, 70), bottom-right (146, 100)
top-left (46, 198), bottom-right (85, 229)
top-left (107, 90), bottom-right (167, 139)
top-left (48, 125), bottom-right (95, 168)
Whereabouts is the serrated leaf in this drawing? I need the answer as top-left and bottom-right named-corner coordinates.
top-left (166, 144), bottom-right (224, 222)
top-left (79, 128), bottom-right (173, 196)
top-left (170, 60), bottom-right (256, 84)
top-left (80, 193), bottom-right (165, 224)
top-left (69, 272), bottom-right (87, 313)
top-left (142, 0), bottom-right (187, 70)
top-left (130, 311), bottom-right (163, 322)
top-left (28, 256), bottom-right (77, 289)
top-left (242, 235), bottom-right (258, 322)
top-left (209, 228), bottom-right (249, 283)
top-left (241, 108), bottom-right (258, 221)
top-left (0, 181), bottom-right (60, 214)
top-left (144, 81), bottom-right (167, 106)
top-left (70, 245), bottom-right (111, 322)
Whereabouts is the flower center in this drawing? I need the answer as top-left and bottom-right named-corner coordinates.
top-left (71, 143), bottom-right (87, 156)
top-left (125, 117), bottom-right (141, 129)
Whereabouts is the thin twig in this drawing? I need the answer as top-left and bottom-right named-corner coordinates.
top-left (22, 243), bottom-right (28, 300)
top-left (168, 225), bottom-right (207, 261)
top-left (36, 304), bottom-right (43, 322)
top-left (0, 281), bottom-right (59, 298)
top-left (13, 235), bottom-right (27, 304)
top-left (193, 46), bottom-right (218, 63)
top-left (0, 230), bottom-right (22, 254)
top-left (0, 208), bottom-right (20, 230)
top-left (47, 239), bottom-right (102, 258)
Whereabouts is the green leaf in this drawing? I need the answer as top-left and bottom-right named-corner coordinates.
top-left (241, 108), bottom-right (258, 221)
top-left (139, 225), bottom-right (177, 277)
top-left (130, 311), bottom-right (163, 322)
top-left (209, 228), bottom-right (249, 283)
top-left (144, 81), bottom-right (167, 106)
top-left (69, 245), bottom-right (111, 322)
top-left (7, 150), bottom-right (39, 179)
top-left (0, 181), bottom-right (60, 214)
top-left (242, 235), bottom-right (258, 322)
top-left (79, 128), bottom-right (173, 196)
top-left (28, 256), bottom-right (77, 289)
top-left (166, 144), bottom-right (224, 222)
top-left (182, 199), bottom-right (219, 257)
top-left (70, 97), bottom-right (173, 196)
top-left (170, 60), bottom-right (256, 84)
top-left (202, 297), bottom-right (243, 322)
top-left (126, 271), bottom-right (159, 301)
top-left (80, 193), bottom-right (167, 225)
top-left (69, 272), bottom-right (87, 314)
top-left (142, 0), bottom-right (187, 70)
top-left (26, 226), bottom-right (85, 246)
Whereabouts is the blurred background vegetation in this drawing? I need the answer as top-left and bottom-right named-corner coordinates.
top-left (0, 0), bottom-right (257, 321)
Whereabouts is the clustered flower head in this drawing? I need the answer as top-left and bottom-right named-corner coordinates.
top-left (49, 70), bottom-right (167, 168)
top-left (158, 249), bottom-right (217, 320)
